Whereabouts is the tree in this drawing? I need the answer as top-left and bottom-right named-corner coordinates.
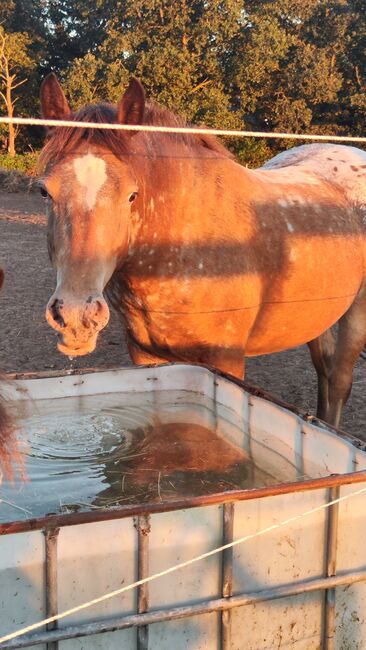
top-left (0, 27), bottom-right (34, 155)
top-left (45, 0), bottom-right (117, 72)
top-left (61, 0), bottom-right (247, 152)
top-left (229, 0), bottom-right (365, 159)
top-left (0, 0), bottom-right (364, 162)
top-left (44, 0), bottom-right (364, 164)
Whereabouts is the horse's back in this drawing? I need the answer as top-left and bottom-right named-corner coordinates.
top-left (261, 143), bottom-right (366, 209)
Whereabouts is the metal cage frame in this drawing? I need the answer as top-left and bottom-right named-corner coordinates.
top-left (1, 369), bottom-right (366, 650)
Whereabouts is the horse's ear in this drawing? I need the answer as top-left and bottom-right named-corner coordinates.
top-left (117, 78), bottom-right (145, 134)
top-left (40, 72), bottom-right (71, 122)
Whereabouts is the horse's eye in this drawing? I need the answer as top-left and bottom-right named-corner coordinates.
top-left (40, 186), bottom-right (50, 199)
top-left (128, 191), bottom-right (138, 203)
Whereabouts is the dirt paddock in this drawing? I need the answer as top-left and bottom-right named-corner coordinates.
top-left (0, 190), bottom-right (365, 440)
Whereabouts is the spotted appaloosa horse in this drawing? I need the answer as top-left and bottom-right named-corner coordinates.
top-left (0, 268), bottom-right (22, 481)
top-left (39, 73), bottom-right (366, 427)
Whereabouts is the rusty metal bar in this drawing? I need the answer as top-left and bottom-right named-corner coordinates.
top-left (43, 528), bottom-right (60, 650)
top-left (322, 485), bottom-right (340, 650)
top-left (2, 570), bottom-right (366, 649)
top-left (136, 515), bottom-right (150, 650)
top-left (2, 469), bottom-right (366, 536)
top-left (221, 502), bottom-right (234, 649)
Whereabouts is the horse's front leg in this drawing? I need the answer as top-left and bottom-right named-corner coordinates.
top-left (198, 347), bottom-right (246, 379)
top-left (127, 337), bottom-right (170, 366)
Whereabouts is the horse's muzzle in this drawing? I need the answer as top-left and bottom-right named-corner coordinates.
top-left (45, 294), bottom-right (110, 356)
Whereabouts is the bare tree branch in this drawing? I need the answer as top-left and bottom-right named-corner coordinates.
top-left (0, 27), bottom-right (28, 154)
top-left (189, 79), bottom-right (212, 94)
top-left (12, 77), bottom-right (28, 90)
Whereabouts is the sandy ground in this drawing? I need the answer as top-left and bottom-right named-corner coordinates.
top-left (0, 190), bottom-right (365, 440)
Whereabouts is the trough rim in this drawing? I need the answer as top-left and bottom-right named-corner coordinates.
top-left (2, 362), bottom-right (366, 536)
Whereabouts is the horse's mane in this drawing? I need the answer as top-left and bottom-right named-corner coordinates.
top-left (38, 101), bottom-right (234, 171)
top-left (143, 102), bottom-right (234, 159)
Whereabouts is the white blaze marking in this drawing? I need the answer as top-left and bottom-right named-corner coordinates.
top-left (73, 154), bottom-right (107, 210)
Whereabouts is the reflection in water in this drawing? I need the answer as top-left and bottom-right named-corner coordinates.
top-left (95, 418), bottom-right (271, 507)
top-left (0, 390), bottom-right (292, 522)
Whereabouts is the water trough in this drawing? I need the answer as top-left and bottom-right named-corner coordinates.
top-left (1, 363), bottom-right (366, 649)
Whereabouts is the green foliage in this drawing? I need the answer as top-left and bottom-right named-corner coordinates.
top-left (0, 152), bottom-right (38, 174)
top-left (0, 26), bottom-right (34, 71)
top-left (0, 0), bottom-right (365, 165)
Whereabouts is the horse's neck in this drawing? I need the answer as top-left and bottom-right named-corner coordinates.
top-left (132, 142), bottom-right (248, 241)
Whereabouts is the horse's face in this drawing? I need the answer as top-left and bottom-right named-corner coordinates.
top-left (40, 74), bottom-right (145, 356)
top-left (42, 148), bottom-right (138, 355)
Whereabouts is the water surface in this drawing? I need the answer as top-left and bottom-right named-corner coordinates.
top-left (0, 390), bottom-right (306, 522)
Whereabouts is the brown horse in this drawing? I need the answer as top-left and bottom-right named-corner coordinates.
top-left (39, 73), bottom-right (366, 427)
top-left (0, 268), bottom-right (22, 482)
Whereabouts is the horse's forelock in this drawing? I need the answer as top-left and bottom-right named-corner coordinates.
top-left (38, 103), bottom-right (130, 172)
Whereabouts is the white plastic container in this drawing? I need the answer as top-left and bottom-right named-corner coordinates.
top-left (1, 363), bottom-right (366, 650)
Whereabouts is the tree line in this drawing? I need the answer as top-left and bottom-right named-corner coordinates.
top-left (0, 0), bottom-right (365, 165)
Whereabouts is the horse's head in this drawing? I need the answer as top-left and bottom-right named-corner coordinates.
top-left (39, 73), bottom-right (145, 356)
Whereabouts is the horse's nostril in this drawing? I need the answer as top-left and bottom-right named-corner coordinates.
top-left (50, 299), bottom-right (65, 328)
top-left (93, 298), bottom-right (110, 327)
top-left (95, 300), bottom-right (105, 315)
top-left (82, 297), bottom-right (110, 331)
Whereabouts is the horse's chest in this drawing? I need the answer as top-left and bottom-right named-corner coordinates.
top-left (124, 274), bottom-right (260, 361)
